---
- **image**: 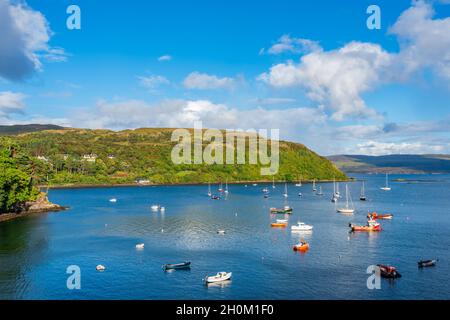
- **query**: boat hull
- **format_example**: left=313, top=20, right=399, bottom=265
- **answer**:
left=163, top=262, right=191, bottom=271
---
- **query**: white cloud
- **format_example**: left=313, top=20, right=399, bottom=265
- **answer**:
left=0, top=91, right=26, bottom=117
left=157, top=55, right=172, bottom=62
left=389, top=0, right=450, bottom=82
left=259, top=41, right=391, bottom=121
left=183, top=72, right=235, bottom=90
left=352, top=140, right=446, bottom=156
left=266, top=35, right=321, bottom=55
left=137, top=75, right=170, bottom=89
left=0, top=0, right=67, bottom=81
left=253, top=97, right=297, bottom=105
left=71, top=99, right=325, bottom=136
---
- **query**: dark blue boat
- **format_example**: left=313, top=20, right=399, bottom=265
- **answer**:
left=162, top=261, right=191, bottom=271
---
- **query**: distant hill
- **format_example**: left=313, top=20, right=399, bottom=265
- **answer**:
left=328, top=154, right=450, bottom=174
left=0, top=124, right=66, bottom=135
left=0, top=127, right=346, bottom=186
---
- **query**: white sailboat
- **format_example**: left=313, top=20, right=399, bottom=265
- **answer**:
left=272, top=176, right=276, bottom=189
left=337, top=184, right=355, bottom=214
left=360, top=181, right=366, bottom=201
left=380, top=173, right=391, bottom=191
left=295, top=176, right=302, bottom=187
left=316, top=186, right=323, bottom=196
left=207, top=183, right=212, bottom=197
left=336, top=182, right=341, bottom=197
left=224, top=180, right=229, bottom=194
left=312, top=179, right=317, bottom=192
left=283, top=182, right=288, bottom=198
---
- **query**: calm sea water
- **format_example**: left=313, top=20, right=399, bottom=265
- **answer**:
left=0, top=174, right=449, bottom=300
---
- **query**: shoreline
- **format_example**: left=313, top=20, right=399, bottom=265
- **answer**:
left=38, top=178, right=353, bottom=190
left=0, top=206, right=68, bottom=223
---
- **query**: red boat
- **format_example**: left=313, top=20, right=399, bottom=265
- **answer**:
left=368, top=212, right=393, bottom=220
left=349, top=220, right=381, bottom=232
left=377, top=264, right=401, bottom=278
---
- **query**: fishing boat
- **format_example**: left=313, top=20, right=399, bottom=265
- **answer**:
left=293, top=241, right=309, bottom=252
left=270, top=206, right=293, bottom=214
left=349, top=220, right=381, bottom=232
left=418, top=259, right=438, bottom=268
left=316, top=186, right=323, bottom=196
left=337, top=184, right=355, bottom=214
left=204, top=272, right=232, bottom=283
left=135, top=243, right=145, bottom=249
left=109, top=198, right=117, bottom=203
left=312, top=179, right=317, bottom=192
left=380, top=173, right=391, bottom=191
left=207, top=183, right=212, bottom=197
left=162, top=261, right=191, bottom=271
left=360, top=181, right=366, bottom=201
left=377, top=264, right=401, bottom=278
left=291, top=222, right=313, bottom=231
left=283, top=182, right=288, bottom=198
left=368, top=212, right=393, bottom=220
left=96, top=265, right=106, bottom=271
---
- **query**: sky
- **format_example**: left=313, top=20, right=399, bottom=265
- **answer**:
left=0, top=0, right=450, bottom=156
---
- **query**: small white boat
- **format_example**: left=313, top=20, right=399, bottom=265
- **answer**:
left=252, top=183, right=258, bottom=186
left=109, top=198, right=117, bottom=203
left=217, top=229, right=226, bottom=235
left=205, top=272, right=232, bottom=283
left=262, top=188, right=269, bottom=193
left=136, top=243, right=145, bottom=249
left=276, top=219, right=288, bottom=224
left=298, top=192, right=302, bottom=197
left=283, top=182, right=288, bottom=198
left=96, top=265, right=106, bottom=271
left=151, top=205, right=160, bottom=211
left=291, top=222, right=313, bottom=231
left=160, top=206, right=166, bottom=212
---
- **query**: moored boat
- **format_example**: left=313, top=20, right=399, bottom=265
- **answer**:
left=293, top=241, right=309, bottom=252
left=270, top=206, right=293, bottom=214
left=96, top=264, right=106, bottom=271
left=368, top=212, right=393, bottom=220
left=135, top=243, right=145, bottom=249
left=377, top=264, right=401, bottom=278
left=349, top=221, right=381, bottom=232
left=291, top=222, right=313, bottom=231
left=271, top=221, right=288, bottom=228
left=204, top=272, right=232, bottom=283
left=162, top=261, right=191, bottom=271
left=418, top=259, right=438, bottom=268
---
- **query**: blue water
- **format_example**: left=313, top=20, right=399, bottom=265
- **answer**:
left=0, top=174, right=449, bottom=300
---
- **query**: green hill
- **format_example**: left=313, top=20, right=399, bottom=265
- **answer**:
left=0, top=124, right=67, bottom=135
left=2, top=127, right=346, bottom=186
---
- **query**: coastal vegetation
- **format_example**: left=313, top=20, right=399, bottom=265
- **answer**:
left=1, top=127, right=347, bottom=187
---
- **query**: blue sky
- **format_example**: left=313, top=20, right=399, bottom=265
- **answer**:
left=1, top=0, right=450, bottom=155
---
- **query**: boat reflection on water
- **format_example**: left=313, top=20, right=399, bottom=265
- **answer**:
left=206, top=280, right=232, bottom=289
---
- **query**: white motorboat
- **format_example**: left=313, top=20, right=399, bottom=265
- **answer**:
left=160, top=206, right=166, bottom=212
left=276, top=219, right=288, bottom=224
left=96, top=265, right=106, bottom=271
left=136, top=243, right=145, bottom=249
left=291, top=222, right=313, bottom=231
left=151, top=205, right=160, bottom=211
left=109, top=198, right=117, bottom=203
left=217, top=229, right=226, bottom=235
left=205, top=272, right=232, bottom=283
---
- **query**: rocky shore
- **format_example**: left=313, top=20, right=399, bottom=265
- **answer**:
left=0, top=193, right=67, bottom=223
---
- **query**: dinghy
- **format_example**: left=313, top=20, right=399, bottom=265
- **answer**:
left=418, top=259, right=438, bottom=268
left=135, top=243, right=145, bottom=249
left=96, top=265, right=106, bottom=271
left=368, top=212, right=393, bottom=220
left=293, top=242, right=309, bottom=252
left=204, top=272, right=232, bottom=283
left=109, top=198, right=117, bottom=203
left=162, top=261, right=191, bottom=271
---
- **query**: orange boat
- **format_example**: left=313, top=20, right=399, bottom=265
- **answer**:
left=368, top=212, right=393, bottom=220
left=271, top=222, right=288, bottom=228
left=349, top=221, right=381, bottom=232
left=293, top=242, right=309, bottom=252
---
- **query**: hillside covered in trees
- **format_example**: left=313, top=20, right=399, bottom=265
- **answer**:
left=1, top=127, right=346, bottom=186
